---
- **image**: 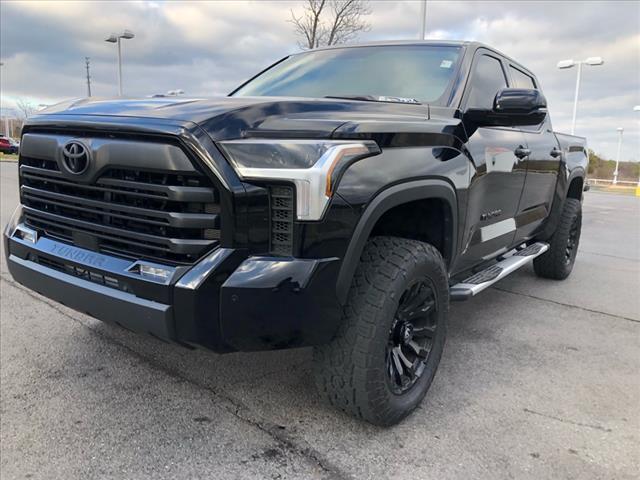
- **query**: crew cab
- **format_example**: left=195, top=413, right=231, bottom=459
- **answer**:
left=4, top=41, right=587, bottom=426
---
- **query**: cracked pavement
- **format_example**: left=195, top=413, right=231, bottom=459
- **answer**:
left=1, top=162, right=638, bottom=479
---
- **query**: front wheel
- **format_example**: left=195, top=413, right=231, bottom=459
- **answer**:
left=534, top=198, right=582, bottom=280
left=313, top=236, right=449, bottom=426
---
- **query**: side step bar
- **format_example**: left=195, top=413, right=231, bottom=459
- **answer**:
left=450, top=242, right=549, bottom=301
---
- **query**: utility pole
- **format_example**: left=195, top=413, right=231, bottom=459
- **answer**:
left=85, top=57, right=92, bottom=97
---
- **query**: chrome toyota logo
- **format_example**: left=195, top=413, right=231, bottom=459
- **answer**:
left=62, top=141, right=90, bottom=174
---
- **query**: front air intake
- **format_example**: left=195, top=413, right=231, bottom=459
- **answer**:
left=269, top=185, right=294, bottom=256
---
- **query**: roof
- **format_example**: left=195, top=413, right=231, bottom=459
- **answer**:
left=307, top=39, right=478, bottom=52
left=298, top=40, right=533, bottom=77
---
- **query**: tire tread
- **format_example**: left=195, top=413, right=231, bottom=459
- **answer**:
left=533, top=198, right=582, bottom=280
left=313, top=236, right=448, bottom=426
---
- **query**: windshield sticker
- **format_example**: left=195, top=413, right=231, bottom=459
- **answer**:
left=440, top=60, right=453, bottom=69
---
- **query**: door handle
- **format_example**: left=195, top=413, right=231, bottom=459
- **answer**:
left=514, top=147, right=531, bottom=159
left=550, top=147, right=562, bottom=158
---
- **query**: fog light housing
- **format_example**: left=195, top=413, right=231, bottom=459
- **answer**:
left=13, top=224, right=38, bottom=244
left=127, top=261, right=176, bottom=283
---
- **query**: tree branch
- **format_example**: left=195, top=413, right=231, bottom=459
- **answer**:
left=290, top=0, right=370, bottom=49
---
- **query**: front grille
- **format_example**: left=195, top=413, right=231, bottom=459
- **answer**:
left=269, top=185, right=294, bottom=256
left=19, top=141, right=221, bottom=265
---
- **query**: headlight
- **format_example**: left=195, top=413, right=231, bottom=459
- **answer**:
left=219, top=139, right=380, bottom=220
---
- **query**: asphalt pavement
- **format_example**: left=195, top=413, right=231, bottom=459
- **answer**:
left=1, top=161, right=638, bottom=479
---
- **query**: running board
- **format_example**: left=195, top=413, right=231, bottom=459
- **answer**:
left=450, top=242, right=549, bottom=301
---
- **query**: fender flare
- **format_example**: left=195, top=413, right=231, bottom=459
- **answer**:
left=538, top=166, right=586, bottom=241
left=336, top=179, right=458, bottom=305
left=566, top=167, right=586, bottom=196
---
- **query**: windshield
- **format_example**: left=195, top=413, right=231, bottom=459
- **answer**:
left=232, top=45, right=462, bottom=105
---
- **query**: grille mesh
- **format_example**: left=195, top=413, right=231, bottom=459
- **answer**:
left=269, top=186, right=294, bottom=256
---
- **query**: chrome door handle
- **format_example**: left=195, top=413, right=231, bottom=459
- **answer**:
left=514, top=147, right=531, bottom=159
left=550, top=147, right=562, bottom=158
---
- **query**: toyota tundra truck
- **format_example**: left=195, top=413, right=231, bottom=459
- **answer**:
left=4, top=41, right=587, bottom=426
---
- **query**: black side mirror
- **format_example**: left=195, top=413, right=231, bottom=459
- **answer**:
left=466, top=88, right=547, bottom=127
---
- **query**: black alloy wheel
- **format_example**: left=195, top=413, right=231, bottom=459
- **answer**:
left=565, top=214, right=580, bottom=265
left=386, top=280, right=438, bottom=394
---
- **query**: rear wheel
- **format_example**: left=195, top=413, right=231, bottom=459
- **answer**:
left=313, top=236, right=449, bottom=426
left=534, top=198, right=582, bottom=280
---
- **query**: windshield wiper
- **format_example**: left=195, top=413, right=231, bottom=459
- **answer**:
left=324, top=95, right=421, bottom=105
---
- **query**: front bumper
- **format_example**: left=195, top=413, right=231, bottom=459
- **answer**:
left=4, top=214, right=341, bottom=352
left=8, top=253, right=174, bottom=337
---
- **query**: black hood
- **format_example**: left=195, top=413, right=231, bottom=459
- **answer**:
left=37, top=96, right=431, bottom=141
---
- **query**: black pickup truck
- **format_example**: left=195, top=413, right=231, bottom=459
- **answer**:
left=4, top=41, right=587, bottom=426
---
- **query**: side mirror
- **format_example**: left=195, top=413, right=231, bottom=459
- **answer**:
left=465, top=88, right=547, bottom=127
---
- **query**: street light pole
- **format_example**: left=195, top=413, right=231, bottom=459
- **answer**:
left=419, top=0, right=427, bottom=40
left=117, top=37, right=123, bottom=96
left=557, top=57, right=604, bottom=135
left=613, top=127, right=623, bottom=185
left=105, top=30, right=135, bottom=96
left=634, top=106, right=640, bottom=188
left=570, top=62, right=582, bottom=136
left=0, top=62, right=9, bottom=137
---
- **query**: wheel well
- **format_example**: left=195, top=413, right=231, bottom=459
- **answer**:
left=369, top=198, right=452, bottom=263
left=567, top=177, right=584, bottom=200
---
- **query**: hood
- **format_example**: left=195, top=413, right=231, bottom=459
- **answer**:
left=37, top=96, right=432, bottom=141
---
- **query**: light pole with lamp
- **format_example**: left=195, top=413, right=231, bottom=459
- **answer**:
left=557, top=57, right=604, bottom=135
left=105, top=30, right=135, bottom=96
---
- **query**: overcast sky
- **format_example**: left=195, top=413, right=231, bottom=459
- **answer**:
left=1, top=0, right=638, bottom=161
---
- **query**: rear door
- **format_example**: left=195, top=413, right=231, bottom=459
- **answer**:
left=508, top=65, right=561, bottom=240
left=457, top=51, right=528, bottom=272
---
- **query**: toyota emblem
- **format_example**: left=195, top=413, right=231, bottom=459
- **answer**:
left=62, top=141, right=90, bottom=174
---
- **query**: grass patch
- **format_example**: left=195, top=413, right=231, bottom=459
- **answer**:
left=0, top=153, right=19, bottom=162
left=589, top=185, right=639, bottom=196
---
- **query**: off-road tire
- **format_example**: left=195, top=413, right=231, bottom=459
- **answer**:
left=313, top=236, right=449, bottom=426
left=533, top=198, right=582, bottom=280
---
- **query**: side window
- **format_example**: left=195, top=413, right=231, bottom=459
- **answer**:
left=467, top=55, right=507, bottom=109
left=509, top=66, right=536, bottom=89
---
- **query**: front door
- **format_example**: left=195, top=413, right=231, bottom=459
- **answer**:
left=456, top=52, right=528, bottom=273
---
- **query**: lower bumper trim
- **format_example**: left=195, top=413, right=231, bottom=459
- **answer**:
left=7, top=254, right=174, bottom=339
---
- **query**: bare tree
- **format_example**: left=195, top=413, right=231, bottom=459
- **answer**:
left=290, top=0, right=327, bottom=49
left=15, top=99, right=36, bottom=119
left=290, top=0, right=371, bottom=50
left=325, top=0, right=371, bottom=46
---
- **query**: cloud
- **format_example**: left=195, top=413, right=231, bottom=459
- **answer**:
left=1, top=0, right=638, bottom=161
